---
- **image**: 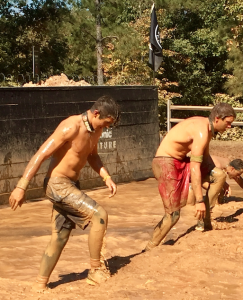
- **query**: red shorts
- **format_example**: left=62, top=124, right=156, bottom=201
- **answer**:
left=152, top=156, right=191, bottom=214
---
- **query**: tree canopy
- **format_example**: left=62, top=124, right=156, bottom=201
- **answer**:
left=1, top=0, right=243, bottom=127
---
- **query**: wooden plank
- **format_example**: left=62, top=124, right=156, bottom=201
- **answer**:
left=0, top=86, right=159, bottom=203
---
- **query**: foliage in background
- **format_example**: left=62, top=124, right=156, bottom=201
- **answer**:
left=158, top=0, right=230, bottom=125
left=1, top=0, right=243, bottom=138
left=213, top=93, right=243, bottom=141
left=0, top=0, right=71, bottom=76
left=223, top=0, right=243, bottom=96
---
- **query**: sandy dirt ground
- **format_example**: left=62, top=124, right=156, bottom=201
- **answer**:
left=1, top=140, right=243, bottom=300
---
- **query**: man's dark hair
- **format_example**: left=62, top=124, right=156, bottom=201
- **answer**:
left=229, top=159, right=243, bottom=171
left=209, top=103, right=236, bottom=121
left=90, top=95, right=120, bottom=125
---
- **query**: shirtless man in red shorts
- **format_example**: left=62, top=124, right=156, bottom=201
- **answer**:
left=9, top=95, right=120, bottom=288
left=145, top=103, right=235, bottom=251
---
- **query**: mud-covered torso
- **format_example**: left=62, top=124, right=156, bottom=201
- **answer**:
left=156, top=117, right=211, bottom=160
left=47, top=116, right=102, bottom=181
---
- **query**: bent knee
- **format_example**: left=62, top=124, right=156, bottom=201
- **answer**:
left=171, top=210, right=180, bottom=223
left=164, top=210, right=180, bottom=226
left=52, top=228, right=70, bottom=247
left=211, top=167, right=226, bottom=183
left=92, top=205, right=108, bottom=227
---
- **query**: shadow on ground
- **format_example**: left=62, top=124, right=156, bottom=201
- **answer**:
left=48, top=252, right=141, bottom=289
left=108, top=252, right=140, bottom=275
left=48, top=269, right=89, bottom=288
left=221, top=196, right=243, bottom=204
left=215, top=208, right=243, bottom=223
left=163, top=224, right=197, bottom=246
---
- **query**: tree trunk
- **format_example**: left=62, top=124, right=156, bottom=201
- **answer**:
left=96, top=0, right=103, bottom=85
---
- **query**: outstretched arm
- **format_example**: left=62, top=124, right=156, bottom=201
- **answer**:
left=223, top=181, right=231, bottom=197
left=190, top=126, right=209, bottom=220
left=87, top=145, right=117, bottom=197
left=9, top=118, right=79, bottom=210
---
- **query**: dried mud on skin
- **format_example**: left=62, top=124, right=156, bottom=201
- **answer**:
left=1, top=140, right=243, bottom=300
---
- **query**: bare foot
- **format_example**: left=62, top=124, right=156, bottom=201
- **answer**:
left=32, top=282, right=49, bottom=293
left=87, top=267, right=110, bottom=285
left=143, top=240, right=157, bottom=252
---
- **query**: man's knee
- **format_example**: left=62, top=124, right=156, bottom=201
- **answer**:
left=210, top=167, right=227, bottom=190
left=171, top=210, right=180, bottom=225
left=91, top=205, right=108, bottom=230
left=210, top=167, right=226, bottom=186
left=207, top=167, right=226, bottom=209
left=51, top=228, right=71, bottom=248
left=161, top=211, right=180, bottom=228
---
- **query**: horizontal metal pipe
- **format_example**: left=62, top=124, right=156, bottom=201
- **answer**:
left=170, top=105, right=243, bottom=112
left=170, top=118, right=243, bottom=126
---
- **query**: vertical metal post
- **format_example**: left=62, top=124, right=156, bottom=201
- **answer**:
left=32, top=45, right=40, bottom=83
left=153, top=52, right=155, bottom=85
left=32, top=46, right=35, bottom=80
left=167, top=99, right=171, bottom=132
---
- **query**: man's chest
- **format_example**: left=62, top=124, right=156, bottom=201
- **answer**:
left=71, top=132, right=100, bottom=154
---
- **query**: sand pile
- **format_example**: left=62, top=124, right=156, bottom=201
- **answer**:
left=23, top=73, right=91, bottom=87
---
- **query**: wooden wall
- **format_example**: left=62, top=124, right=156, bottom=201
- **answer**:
left=0, top=86, right=159, bottom=205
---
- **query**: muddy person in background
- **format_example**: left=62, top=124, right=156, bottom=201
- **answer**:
left=187, top=156, right=243, bottom=222
left=9, top=95, right=120, bottom=289
left=145, top=103, right=236, bottom=251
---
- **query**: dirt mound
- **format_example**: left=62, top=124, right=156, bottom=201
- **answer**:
left=23, top=73, right=91, bottom=87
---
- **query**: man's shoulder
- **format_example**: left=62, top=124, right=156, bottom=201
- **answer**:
left=56, top=115, right=81, bottom=135
left=60, top=114, right=81, bottom=125
left=186, top=116, right=208, bottom=123
left=168, top=116, right=207, bottom=135
left=177, top=116, right=208, bottom=130
left=65, top=114, right=81, bottom=121
left=186, top=117, right=210, bottom=143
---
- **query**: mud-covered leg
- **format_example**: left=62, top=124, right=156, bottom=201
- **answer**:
left=87, top=205, right=110, bottom=285
left=33, top=227, right=71, bottom=291
left=187, top=181, right=210, bottom=206
left=207, top=168, right=226, bottom=208
left=145, top=210, right=180, bottom=251
left=197, top=167, right=226, bottom=231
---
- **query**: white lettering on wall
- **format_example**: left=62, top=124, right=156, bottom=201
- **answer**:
left=101, top=129, right=112, bottom=139
left=98, top=128, right=117, bottom=150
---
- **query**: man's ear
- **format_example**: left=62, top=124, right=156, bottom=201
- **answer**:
left=229, top=166, right=237, bottom=174
left=214, top=116, right=220, bottom=123
left=93, top=110, right=100, bottom=118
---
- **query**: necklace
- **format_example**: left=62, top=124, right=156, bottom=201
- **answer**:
left=82, top=111, right=95, bottom=133
left=208, top=118, right=215, bottom=138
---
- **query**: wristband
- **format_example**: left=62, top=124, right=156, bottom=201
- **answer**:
left=196, top=199, right=205, bottom=204
left=103, top=175, right=111, bottom=182
left=190, top=155, right=203, bottom=163
left=16, top=177, right=30, bottom=190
